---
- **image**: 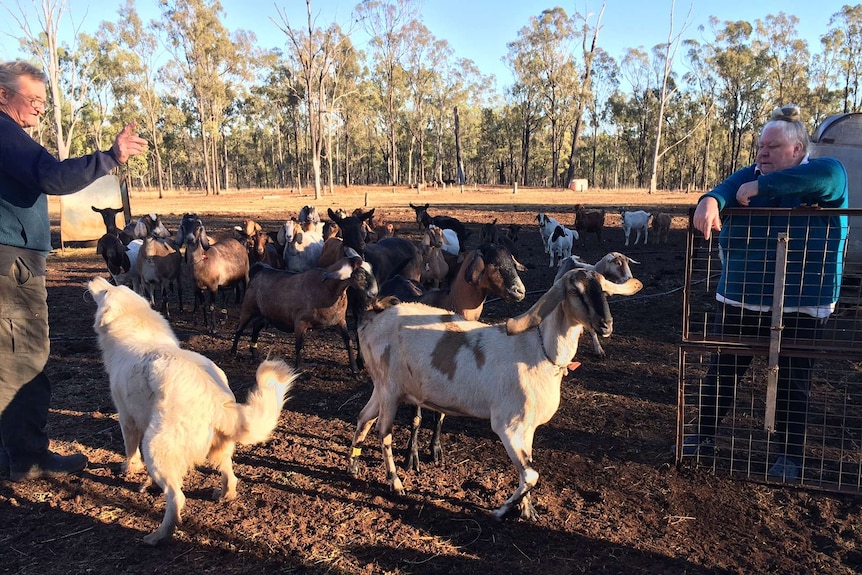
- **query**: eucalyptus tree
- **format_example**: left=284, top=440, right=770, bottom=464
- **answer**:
left=505, top=78, right=542, bottom=186
left=357, top=0, right=418, bottom=186
left=427, top=56, right=484, bottom=186
left=157, top=0, right=252, bottom=195
left=702, top=18, right=768, bottom=174
left=563, top=2, right=606, bottom=190
left=682, top=39, right=720, bottom=190
left=810, top=36, right=844, bottom=127
left=754, top=13, right=813, bottom=115
left=275, top=0, right=356, bottom=199
left=613, top=47, right=656, bottom=186
left=646, top=0, right=692, bottom=194
left=401, top=20, right=449, bottom=187
left=825, top=4, right=862, bottom=113
left=329, top=40, right=364, bottom=188
left=94, top=2, right=166, bottom=194
left=258, top=60, right=306, bottom=190
left=583, top=49, right=618, bottom=187
left=507, top=7, right=578, bottom=188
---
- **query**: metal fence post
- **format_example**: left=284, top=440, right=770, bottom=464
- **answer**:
left=764, top=232, right=789, bottom=432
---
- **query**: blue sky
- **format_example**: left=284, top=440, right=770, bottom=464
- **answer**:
left=0, top=0, right=850, bottom=88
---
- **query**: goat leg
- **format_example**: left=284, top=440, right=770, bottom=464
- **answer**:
left=492, top=429, right=539, bottom=521
left=517, top=493, right=537, bottom=520
left=430, top=411, right=445, bottom=464
left=405, top=406, right=423, bottom=472
left=589, top=330, right=606, bottom=358
left=249, top=320, right=267, bottom=361
left=293, top=327, right=306, bottom=369
left=337, top=322, right=358, bottom=375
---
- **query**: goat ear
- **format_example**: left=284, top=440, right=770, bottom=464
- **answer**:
left=464, top=251, right=484, bottom=285
left=323, top=260, right=354, bottom=281
left=506, top=279, right=566, bottom=335
left=599, top=274, right=643, bottom=296
left=511, top=255, right=528, bottom=272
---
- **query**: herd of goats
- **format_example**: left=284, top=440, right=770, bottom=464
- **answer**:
left=86, top=200, right=667, bottom=526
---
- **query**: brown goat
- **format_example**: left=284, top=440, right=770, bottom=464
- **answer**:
left=652, top=212, right=672, bottom=244
left=573, top=204, right=606, bottom=245
left=186, top=225, right=250, bottom=332
left=480, top=218, right=500, bottom=243
left=317, top=236, right=345, bottom=269
left=248, top=229, right=285, bottom=269
left=419, top=226, right=449, bottom=289
left=231, top=252, right=378, bottom=374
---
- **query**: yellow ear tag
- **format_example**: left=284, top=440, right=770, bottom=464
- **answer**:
left=351, top=447, right=362, bottom=458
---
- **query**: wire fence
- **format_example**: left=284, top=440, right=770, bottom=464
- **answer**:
left=676, top=207, right=862, bottom=492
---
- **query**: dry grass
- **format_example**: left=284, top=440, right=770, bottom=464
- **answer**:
left=49, top=184, right=703, bottom=220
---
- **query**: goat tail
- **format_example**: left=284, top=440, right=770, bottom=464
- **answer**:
left=234, top=359, right=298, bottom=445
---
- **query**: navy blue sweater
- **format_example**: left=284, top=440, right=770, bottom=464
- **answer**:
left=0, top=110, right=119, bottom=255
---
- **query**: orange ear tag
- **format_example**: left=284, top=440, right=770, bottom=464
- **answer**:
left=567, top=361, right=581, bottom=373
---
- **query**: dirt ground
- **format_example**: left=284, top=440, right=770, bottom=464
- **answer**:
left=2, top=186, right=861, bottom=575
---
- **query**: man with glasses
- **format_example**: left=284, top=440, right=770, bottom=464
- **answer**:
left=0, top=60, right=147, bottom=481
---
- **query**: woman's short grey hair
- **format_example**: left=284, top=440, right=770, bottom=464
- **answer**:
left=0, top=60, right=48, bottom=91
left=762, top=103, right=810, bottom=153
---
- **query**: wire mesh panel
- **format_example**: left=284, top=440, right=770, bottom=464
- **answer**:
left=677, top=207, right=862, bottom=491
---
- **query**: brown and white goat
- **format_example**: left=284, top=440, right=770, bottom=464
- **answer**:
left=377, top=243, right=527, bottom=471
left=554, top=252, right=640, bottom=357
left=350, top=269, right=643, bottom=519
left=278, top=219, right=324, bottom=272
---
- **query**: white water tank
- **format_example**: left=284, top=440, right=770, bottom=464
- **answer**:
left=809, top=113, right=862, bottom=279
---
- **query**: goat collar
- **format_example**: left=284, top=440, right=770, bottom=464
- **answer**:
left=536, top=325, right=581, bottom=373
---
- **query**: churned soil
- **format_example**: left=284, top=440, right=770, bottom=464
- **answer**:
left=2, top=186, right=860, bottom=575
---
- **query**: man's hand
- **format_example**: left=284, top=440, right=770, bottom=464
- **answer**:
left=111, top=122, right=148, bottom=164
left=693, top=196, right=721, bottom=241
left=736, top=181, right=759, bottom=206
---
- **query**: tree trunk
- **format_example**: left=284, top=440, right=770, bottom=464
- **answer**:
left=223, top=129, right=230, bottom=191
left=454, top=107, right=465, bottom=185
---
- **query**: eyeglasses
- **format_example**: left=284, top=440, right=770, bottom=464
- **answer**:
left=3, top=87, right=48, bottom=111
